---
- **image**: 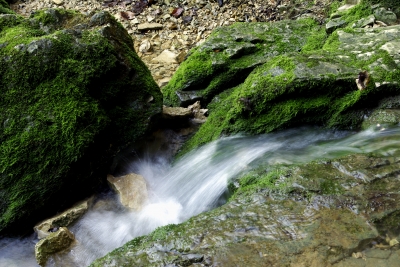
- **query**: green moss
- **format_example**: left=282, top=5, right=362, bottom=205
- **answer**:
left=229, top=167, right=290, bottom=200
left=0, top=10, right=162, bottom=234
left=163, top=19, right=322, bottom=107
left=341, top=3, right=373, bottom=24
left=0, top=0, right=13, bottom=14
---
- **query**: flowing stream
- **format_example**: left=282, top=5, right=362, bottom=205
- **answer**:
left=1, top=125, right=400, bottom=266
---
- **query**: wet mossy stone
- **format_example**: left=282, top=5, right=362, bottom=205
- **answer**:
left=162, top=18, right=324, bottom=107
left=90, top=153, right=400, bottom=266
left=0, top=9, right=162, bottom=235
left=175, top=12, right=400, bottom=155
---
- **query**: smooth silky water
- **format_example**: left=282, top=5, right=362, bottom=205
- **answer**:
left=1, top=125, right=400, bottom=266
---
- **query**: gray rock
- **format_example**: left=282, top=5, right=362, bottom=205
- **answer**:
left=352, top=14, right=375, bottom=28
left=374, top=7, right=397, bottom=25
left=326, top=17, right=347, bottom=33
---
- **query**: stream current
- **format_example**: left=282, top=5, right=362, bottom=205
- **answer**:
left=1, top=125, right=400, bottom=266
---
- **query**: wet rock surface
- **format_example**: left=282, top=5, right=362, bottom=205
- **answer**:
left=34, top=199, right=90, bottom=239
left=91, top=152, right=400, bottom=267
left=35, top=227, right=75, bottom=266
left=107, top=173, right=148, bottom=210
left=167, top=2, right=400, bottom=155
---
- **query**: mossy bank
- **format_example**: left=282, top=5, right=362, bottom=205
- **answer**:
left=0, top=9, right=162, bottom=235
left=163, top=2, right=400, bottom=156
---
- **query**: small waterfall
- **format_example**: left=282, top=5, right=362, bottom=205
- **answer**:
left=1, top=125, right=400, bottom=267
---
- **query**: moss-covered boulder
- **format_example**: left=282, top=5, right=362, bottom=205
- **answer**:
left=0, top=0, right=14, bottom=14
left=164, top=3, right=400, bottom=155
left=0, top=9, right=162, bottom=235
left=90, top=152, right=400, bottom=266
left=162, top=18, right=324, bottom=107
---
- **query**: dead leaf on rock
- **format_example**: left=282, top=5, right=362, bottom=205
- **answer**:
left=121, top=11, right=135, bottom=20
left=171, top=7, right=184, bottom=18
left=132, top=0, right=149, bottom=15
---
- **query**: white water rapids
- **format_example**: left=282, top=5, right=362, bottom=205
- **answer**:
left=1, top=125, right=400, bottom=266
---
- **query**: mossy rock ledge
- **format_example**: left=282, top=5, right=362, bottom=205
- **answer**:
left=91, top=152, right=400, bottom=266
left=163, top=3, right=400, bottom=155
left=0, top=9, right=162, bottom=235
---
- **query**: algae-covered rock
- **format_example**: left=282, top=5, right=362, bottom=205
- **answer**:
left=0, top=9, right=162, bottom=235
left=0, top=0, right=13, bottom=14
left=90, top=153, right=400, bottom=266
left=166, top=3, right=400, bottom=155
left=162, top=18, right=324, bottom=107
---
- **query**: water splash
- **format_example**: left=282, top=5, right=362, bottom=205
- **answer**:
left=1, top=125, right=400, bottom=267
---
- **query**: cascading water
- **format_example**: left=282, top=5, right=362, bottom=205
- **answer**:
left=1, top=125, right=400, bottom=267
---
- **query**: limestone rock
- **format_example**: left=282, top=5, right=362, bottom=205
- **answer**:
left=326, top=18, right=347, bottom=33
left=52, top=0, right=64, bottom=5
left=162, top=106, right=192, bottom=118
left=137, top=22, right=163, bottom=31
left=158, top=77, right=171, bottom=88
left=35, top=227, right=75, bottom=266
left=352, top=14, right=375, bottom=28
left=139, top=39, right=152, bottom=53
left=374, top=7, right=397, bottom=25
left=93, top=153, right=400, bottom=267
left=152, top=50, right=185, bottom=64
left=34, top=199, right=90, bottom=239
left=107, top=173, right=148, bottom=210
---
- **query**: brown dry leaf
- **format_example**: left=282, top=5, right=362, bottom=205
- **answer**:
left=171, top=7, right=184, bottom=18
left=121, top=11, right=135, bottom=20
left=132, top=0, right=149, bottom=15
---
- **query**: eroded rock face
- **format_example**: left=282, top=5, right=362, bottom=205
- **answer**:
left=34, top=199, right=90, bottom=239
left=91, top=153, right=400, bottom=267
left=107, top=173, right=148, bottom=210
left=0, top=9, right=162, bottom=235
left=35, top=227, right=75, bottom=266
